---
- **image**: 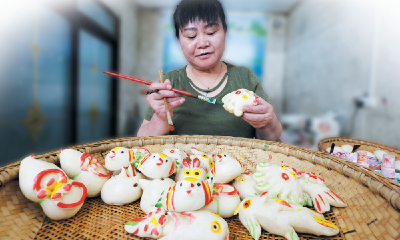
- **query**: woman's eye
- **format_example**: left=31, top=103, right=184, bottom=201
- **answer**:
left=207, top=31, right=216, bottom=35
left=188, top=36, right=196, bottom=39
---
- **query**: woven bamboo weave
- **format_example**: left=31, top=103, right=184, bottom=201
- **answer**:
left=1, top=135, right=399, bottom=240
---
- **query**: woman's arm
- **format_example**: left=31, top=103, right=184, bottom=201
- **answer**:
left=241, top=96, right=282, bottom=141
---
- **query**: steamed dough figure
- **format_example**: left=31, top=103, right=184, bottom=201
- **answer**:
left=235, top=195, right=339, bottom=240
left=101, top=164, right=144, bottom=205
left=254, top=162, right=309, bottom=206
left=233, top=172, right=262, bottom=199
left=200, top=183, right=241, bottom=218
left=19, top=156, right=87, bottom=220
left=139, top=178, right=176, bottom=214
left=135, top=152, right=176, bottom=179
left=175, top=158, right=207, bottom=182
left=60, top=149, right=111, bottom=197
left=190, top=147, right=215, bottom=172
left=210, top=153, right=244, bottom=183
left=162, top=148, right=189, bottom=170
left=105, top=147, right=150, bottom=171
left=158, top=179, right=213, bottom=213
left=125, top=208, right=230, bottom=240
left=298, top=172, right=347, bottom=213
left=222, top=89, right=259, bottom=117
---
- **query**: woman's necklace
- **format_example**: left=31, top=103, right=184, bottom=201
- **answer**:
left=191, top=62, right=223, bottom=97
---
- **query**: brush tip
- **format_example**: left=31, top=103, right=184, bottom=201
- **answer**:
left=169, top=125, right=175, bottom=131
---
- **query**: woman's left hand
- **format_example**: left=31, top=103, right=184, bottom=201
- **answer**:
left=241, top=96, right=275, bottom=129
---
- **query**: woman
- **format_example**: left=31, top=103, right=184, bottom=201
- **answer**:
left=137, top=0, right=282, bottom=141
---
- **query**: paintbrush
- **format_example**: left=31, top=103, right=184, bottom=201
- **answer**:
left=104, top=71, right=224, bottom=105
left=159, top=70, right=175, bottom=131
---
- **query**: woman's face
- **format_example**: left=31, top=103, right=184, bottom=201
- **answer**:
left=178, top=18, right=226, bottom=71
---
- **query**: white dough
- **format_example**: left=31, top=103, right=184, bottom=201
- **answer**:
left=233, top=172, right=261, bottom=199
left=373, top=150, right=387, bottom=161
left=125, top=208, right=230, bottom=240
left=326, top=147, right=345, bottom=153
left=19, top=157, right=86, bottom=220
left=139, top=178, right=175, bottom=214
left=341, top=145, right=353, bottom=153
left=236, top=196, right=339, bottom=240
left=200, top=184, right=241, bottom=218
left=101, top=165, right=144, bottom=205
left=210, top=153, right=243, bottom=183
left=60, top=149, right=110, bottom=197
left=222, top=89, right=258, bottom=117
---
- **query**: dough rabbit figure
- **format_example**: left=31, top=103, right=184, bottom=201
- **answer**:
left=210, top=153, right=244, bottom=183
left=60, top=149, right=111, bottom=197
left=162, top=148, right=189, bottom=170
left=135, top=152, right=176, bottom=179
left=101, top=164, right=144, bottom=205
left=157, top=179, right=213, bottom=213
left=175, top=158, right=207, bottom=182
left=140, top=178, right=176, bottom=214
left=19, top=156, right=87, bottom=220
left=233, top=172, right=262, bottom=199
left=105, top=147, right=150, bottom=171
left=125, top=208, right=230, bottom=240
left=189, top=147, right=215, bottom=172
left=222, top=89, right=259, bottom=117
left=298, top=172, right=347, bottom=213
left=235, top=195, right=339, bottom=240
left=201, top=183, right=241, bottom=218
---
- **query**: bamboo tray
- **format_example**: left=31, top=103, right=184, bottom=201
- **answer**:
left=1, top=135, right=400, bottom=240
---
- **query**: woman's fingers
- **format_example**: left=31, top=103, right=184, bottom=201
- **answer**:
left=149, top=79, right=172, bottom=90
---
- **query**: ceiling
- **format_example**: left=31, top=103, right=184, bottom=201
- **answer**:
left=134, top=0, right=299, bottom=13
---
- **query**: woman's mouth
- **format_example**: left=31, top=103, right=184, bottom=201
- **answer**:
left=196, top=52, right=212, bottom=59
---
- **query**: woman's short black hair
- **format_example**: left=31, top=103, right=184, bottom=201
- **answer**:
left=173, top=0, right=227, bottom=38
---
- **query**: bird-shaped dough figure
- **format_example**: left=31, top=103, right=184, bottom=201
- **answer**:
left=298, top=172, right=347, bottom=213
left=253, top=162, right=308, bottom=206
left=125, top=208, right=230, bottom=240
left=135, top=152, right=176, bottom=179
left=233, top=172, right=262, bottom=199
left=235, top=195, right=339, bottom=240
left=156, top=179, right=213, bottom=213
left=101, top=164, right=144, bottom=205
left=210, top=153, right=244, bottom=183
left=222, top=89, right=259, bottom=117
left=162, top=148, right=189, bottom=170
left=105, top=147, right=150, bottom=171
left=175, top=158, right=207, bottom=182
left=201, top=183, right=241, bottom=218
left=19, top=156, right=87, bottom=220
left=189, top=147, right=215, bottom=172
left=60, top=149, right=111, bottom=197
left=139, top=178, right=176, bottom=214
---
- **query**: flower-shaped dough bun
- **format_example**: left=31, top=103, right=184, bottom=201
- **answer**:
left=222, top=89, right=258, bottom=117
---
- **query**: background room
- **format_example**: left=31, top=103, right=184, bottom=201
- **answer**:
left=1, top=0, right=399, bottom=167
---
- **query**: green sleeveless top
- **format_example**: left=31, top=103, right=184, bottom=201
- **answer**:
left=144, top=62, right=269, bottom=138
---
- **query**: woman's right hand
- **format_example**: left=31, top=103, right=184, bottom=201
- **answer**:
left=147, top=79, right=185, bottom=121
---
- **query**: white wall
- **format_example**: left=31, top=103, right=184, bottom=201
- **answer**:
left=284, top=0, right=400, bottom=147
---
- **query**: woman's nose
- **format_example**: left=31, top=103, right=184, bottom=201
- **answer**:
left=197, top=34, right=210, bottom=48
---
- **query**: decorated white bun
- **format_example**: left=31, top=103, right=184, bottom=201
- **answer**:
left=125, top=209, right=230, bottom=240
left=373, top=150, right=387, bottom=161
left=101, top=165, right=144, bottom=205
left=222, top=89, right=258, bottom=117
left=139, top=178, right=175, bottom=214
left=341, top=145, right=353, bottom=153
left=19, top=156, right=87, bottom=220
left=60, top=149, right=111, bottom=198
